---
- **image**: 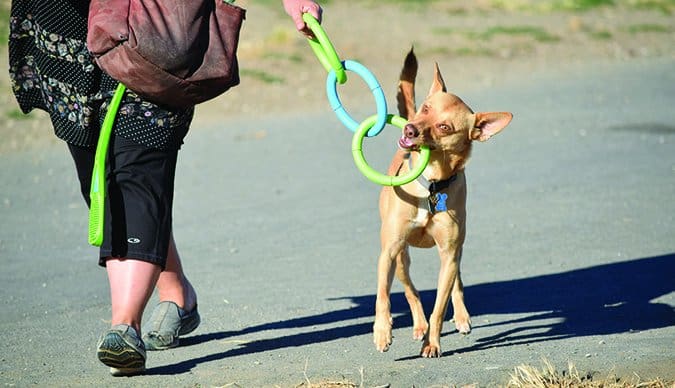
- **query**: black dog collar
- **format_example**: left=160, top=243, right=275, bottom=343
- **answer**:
left=405, top=153, right=457, bottom=213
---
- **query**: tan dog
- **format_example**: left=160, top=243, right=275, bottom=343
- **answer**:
left=374, top=49, right=513, bottom=357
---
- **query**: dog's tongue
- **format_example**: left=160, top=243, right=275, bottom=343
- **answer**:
left=398, top=136, right=415, bottom=150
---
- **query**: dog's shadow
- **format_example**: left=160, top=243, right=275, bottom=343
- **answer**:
left=147, top=253, right=674, bottom=374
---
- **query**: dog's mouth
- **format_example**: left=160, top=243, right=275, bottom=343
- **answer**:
left=398, top=135, right=418, bottom=151
left=398, top=136, right=438, bottom=152
left=399, top=123, right=424, bottom=151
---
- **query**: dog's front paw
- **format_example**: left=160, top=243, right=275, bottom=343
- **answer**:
left=373, top=319, right=393, bottom=352
left=420, top=341, right=442, bottom=358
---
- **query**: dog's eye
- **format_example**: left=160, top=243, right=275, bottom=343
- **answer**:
left=437, top=124, right=452, bottom=132
left=421, top=105, right=430, bottom=114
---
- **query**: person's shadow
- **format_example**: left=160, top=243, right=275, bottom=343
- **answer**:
left=147, top=253, right=675, bottom=374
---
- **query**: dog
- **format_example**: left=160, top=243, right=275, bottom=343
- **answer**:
left=373, top=49, right=513, bottom=357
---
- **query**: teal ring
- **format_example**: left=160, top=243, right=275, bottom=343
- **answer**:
left=326, top=60, right=387, bottom=137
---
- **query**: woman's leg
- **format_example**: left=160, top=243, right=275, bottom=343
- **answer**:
left=106, top=258, right=161, bottom=333
left=155, top=234, right=197, bottom=311
left=141, top=234, right=200, bottom=351
left=98, top=257, right=159, bottom=376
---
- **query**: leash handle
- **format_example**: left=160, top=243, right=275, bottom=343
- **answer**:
left=88, top=83, right=126, bottom=247
left=302, top=13, right=347, bottom=84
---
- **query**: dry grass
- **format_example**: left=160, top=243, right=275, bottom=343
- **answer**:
left=212, top=359, right=672, bottom=388
left=296, top=382, right=362, bottom=388
left=281, top=358, right=675, bottom=388
left=508, top=359, right=673, bottom=388
left=294, top=359, right=364, bottom=388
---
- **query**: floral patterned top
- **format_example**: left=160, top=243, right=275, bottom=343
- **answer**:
left=8, top=0, right=194, bottom=150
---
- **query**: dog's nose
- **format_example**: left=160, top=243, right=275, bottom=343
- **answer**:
left=404, top=124, right=419, bottom=139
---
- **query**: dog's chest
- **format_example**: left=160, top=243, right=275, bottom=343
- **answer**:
left=412, top=199, right=432, bottom=227
left=407, top=172, right=460, bottom=228
left=411, top=193, right=450, bottom=224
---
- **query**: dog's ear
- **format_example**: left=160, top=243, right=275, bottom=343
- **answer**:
left=427, top=62, right=447, bottom=97
left=470, top=112, right=513, bottom=142
left=397, top=48, right=418, bottom=120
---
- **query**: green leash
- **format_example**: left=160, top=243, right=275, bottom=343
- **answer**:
left=88, top=83, right=126, bottom=247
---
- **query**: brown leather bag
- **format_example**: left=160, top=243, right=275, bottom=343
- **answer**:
left=87, top=0, right=246, bottom=108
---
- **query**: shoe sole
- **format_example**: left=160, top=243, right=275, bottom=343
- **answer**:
left=97, top=332, right=146, bottom=376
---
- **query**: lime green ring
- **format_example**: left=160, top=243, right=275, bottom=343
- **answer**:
left=352, top=114, right=431, bottom=186
left=302, top=13, right=347, bottom=84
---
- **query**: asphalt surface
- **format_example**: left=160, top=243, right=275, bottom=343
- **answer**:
left=1, top=58, right=674, bottom=387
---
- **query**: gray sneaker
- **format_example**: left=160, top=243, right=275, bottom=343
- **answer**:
left=142, top=301, right=200, bottom=350
left=97, top=324, right=146, bottom=376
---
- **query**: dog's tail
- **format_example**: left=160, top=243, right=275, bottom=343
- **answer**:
left=397, top=47, right=418, bottom=121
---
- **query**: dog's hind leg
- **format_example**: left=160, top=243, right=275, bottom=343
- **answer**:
left=394, top=248, right=428, bottom=341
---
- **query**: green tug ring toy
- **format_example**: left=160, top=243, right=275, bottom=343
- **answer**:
left=302, top=13, right=347, bottom=85
left=352, top=114, right=431, bottom=186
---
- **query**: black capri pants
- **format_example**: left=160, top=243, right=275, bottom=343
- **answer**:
left=68, top=135, right=179, bottom=269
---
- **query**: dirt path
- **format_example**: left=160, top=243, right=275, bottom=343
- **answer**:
left=1, top=1, right=674, bottom=387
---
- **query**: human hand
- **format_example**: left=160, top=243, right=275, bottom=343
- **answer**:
left=282, top=0, right=323, bottom=38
